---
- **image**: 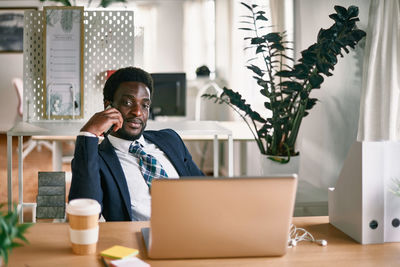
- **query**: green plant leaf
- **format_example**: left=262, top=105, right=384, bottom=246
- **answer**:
left=276, top=70, right=294, bottom=77
left=268, top=156, right=290, bottom=164
left=306, top=98, right=318, bottom=110
left=300, top=91, right=308, bottom=100
left=256, top=14, right=268, bottom=21
left=239, top=28, right=255, bottom=31
left=258, top=123, right=272, bottom=136
left=281, top=89, right=295, bottom=94
left=334, top=5, right=348, bottom=20
left=1, top=248, right=9, bottom=264
left=246, top=64, right=264, bottom=77
left=10, top=241, right=24, bottom=249
left=251, top=37, right=264, bottom=45
left=264, top=32, right=282, bottom=43
left=351, top=29, right=367, bottom=41
left=240, top=15, right=255, bottom=19
left=239, top=21, right=254, bottom=26
left=293, top=64, right=310, bottom=79
left=257, top=83, right=269, bottom=93
left=0, top=204, right=32, bottom=264
left=99, top=0, right=127, bottom=8
left=279, top=81, right=303, bottom=92
left=347, top=6, right=359, bottom=18
left=309, top=73, right=324, bottom=89
left=221, top=87, right=267, bottom=123
left=329, top=14, right=341, bottom=22
left=280, top=54, right=295, bottom=62
left=256, top=46, right=265, bottom=54
left=39, top=0, right=72, bottom=6
left=240, top=2, right=253, bottom=11
left=270, top=43, right=285, bottom=51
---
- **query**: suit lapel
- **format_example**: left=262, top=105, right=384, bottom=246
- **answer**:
left=98, top=137, right=132, bottom=219
left=144, top=131, right=188, bottom=176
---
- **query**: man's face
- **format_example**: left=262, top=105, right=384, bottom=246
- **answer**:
left=109, top=81, right=151, bottom=141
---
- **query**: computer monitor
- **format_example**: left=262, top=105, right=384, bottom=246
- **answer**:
left=150, top=73, right=186, bottom=118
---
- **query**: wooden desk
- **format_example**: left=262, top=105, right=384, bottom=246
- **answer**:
left=9, top=216, right=400, bottom=266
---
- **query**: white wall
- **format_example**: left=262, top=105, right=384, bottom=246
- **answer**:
left=150, top=1, right=183, bottom=72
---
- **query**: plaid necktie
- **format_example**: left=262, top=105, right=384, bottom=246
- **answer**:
left=129, top=141, right=168, bottom=187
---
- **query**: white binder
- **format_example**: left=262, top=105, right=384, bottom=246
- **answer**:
left=329, top=141, right=400, bottom=244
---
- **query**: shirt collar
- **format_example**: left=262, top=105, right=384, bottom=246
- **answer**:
left=108, top=134, right=146, bottom=153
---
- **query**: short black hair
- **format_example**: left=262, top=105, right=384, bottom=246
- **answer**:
left=103, top=66, right=154, bottom=102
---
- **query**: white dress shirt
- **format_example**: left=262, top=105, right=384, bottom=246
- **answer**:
left=79, top=132, right=179, bottom=221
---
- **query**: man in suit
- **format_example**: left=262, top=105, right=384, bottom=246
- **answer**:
left=69, top=67, right=203, bottom=221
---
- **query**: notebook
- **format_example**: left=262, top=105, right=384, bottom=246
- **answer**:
left=142, top=175, right=297, bottom=259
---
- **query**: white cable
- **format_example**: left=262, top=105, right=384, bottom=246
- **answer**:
left=288, top=224, right=327, bottom=247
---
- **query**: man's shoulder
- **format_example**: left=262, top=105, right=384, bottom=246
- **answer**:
left=143, top=129, right=182, bottom=144
left=144, top=128, right=178, bottom=138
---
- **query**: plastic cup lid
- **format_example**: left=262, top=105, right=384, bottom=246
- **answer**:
left=66, top=198, right=101, bottom=216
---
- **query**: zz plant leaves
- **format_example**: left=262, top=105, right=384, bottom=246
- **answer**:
left=203, top=3, right=366, bottom=162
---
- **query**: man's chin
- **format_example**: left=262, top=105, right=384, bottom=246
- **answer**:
left=113, top=126, right=145, bottom=141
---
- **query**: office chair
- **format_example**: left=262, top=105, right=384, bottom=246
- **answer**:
left=12, top=78, right=53, bottom=160
left=194, top=81, right=223, bottom=121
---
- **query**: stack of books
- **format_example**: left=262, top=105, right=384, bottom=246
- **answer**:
left=36, top=171, right=66, bottom=220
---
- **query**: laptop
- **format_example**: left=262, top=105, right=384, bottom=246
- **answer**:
left=142, top=175, right=297, bottom=259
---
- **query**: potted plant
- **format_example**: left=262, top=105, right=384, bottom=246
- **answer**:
left=203, top=3, right=366, bottom=164
left=0, top=205, right=32, bottom=266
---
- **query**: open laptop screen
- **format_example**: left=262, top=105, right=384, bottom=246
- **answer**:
left=143, top=175, right=297, bottom=259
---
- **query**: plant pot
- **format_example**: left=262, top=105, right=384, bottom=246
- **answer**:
left=248, top=154, right=300, bottom=176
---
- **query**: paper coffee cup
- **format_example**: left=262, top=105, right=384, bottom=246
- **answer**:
left=66, top=198, right=101, bottom=255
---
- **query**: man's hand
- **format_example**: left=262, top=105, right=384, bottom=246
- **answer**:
left=80, top=107, right=123, bottom=136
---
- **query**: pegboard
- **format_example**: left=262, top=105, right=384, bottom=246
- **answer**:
left=23, top=10, right=134, bottom=122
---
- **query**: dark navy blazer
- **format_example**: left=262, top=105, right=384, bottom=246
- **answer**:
left=68, top=129, right=204, bottom=221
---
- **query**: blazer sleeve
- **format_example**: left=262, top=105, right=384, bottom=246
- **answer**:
left=68, top=136, right=103, bottom=206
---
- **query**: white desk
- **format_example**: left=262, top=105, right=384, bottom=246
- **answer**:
left=217, top=121, right=255, bottom=141
left=7, top=120, right=233, bottom=221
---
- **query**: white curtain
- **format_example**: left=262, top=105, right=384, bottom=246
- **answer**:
left=227, top=0, right=293, bottom=117
left=357, top=0, right=400, bottom=141
left=270, top=0, right=294, bottom=62
left=183, top=0, right=215, bottom=80
left=133, top=4, right=158, bottom=71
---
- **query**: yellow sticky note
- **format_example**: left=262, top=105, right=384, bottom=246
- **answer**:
left=100, top=245, right=139, bottom=259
